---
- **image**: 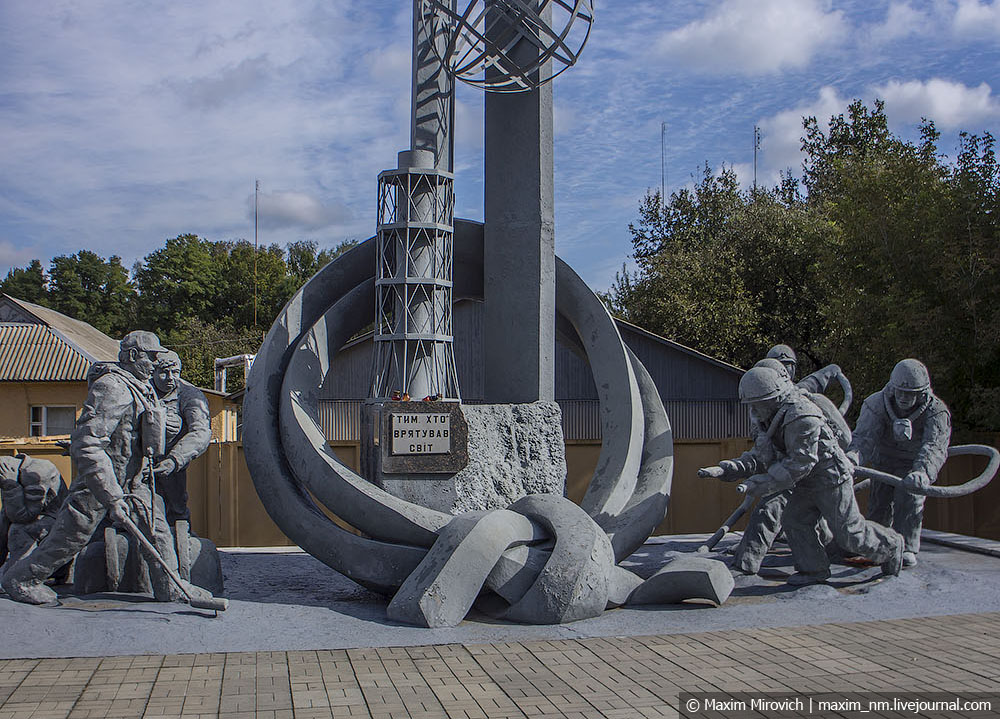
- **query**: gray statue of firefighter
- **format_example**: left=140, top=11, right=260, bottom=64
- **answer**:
left=151, top=351, right=211, bottom=526
left=1, top=331, right=218, bottom=606
left=847, top=359, right=951, bottom=569
left=732, top=345, right=853, bottom=575
left=711, top=366, right=903, bottom=585
left=74, top=349, right=222, bottom=596
left=0, top=455, right=69, bottom=583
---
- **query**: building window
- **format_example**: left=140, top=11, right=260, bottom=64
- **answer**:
left=29, top=406, right=77, bottom=437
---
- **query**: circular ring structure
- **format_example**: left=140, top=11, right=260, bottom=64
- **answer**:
left=242, top=220, right=674, bottom=623
left=423, top=0, right=594, bottom=93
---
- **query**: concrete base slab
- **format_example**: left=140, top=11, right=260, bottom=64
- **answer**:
left=2, top=532, right=1000, bottom=658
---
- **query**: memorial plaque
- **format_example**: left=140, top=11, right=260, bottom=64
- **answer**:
left=390, top=413, right=451, bottom=455
left=361, top=401, right=469, bottom=476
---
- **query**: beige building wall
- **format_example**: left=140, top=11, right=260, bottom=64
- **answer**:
left=3, top=435, right=999, bottom=549
left=0, top=382, right=89, bottom=439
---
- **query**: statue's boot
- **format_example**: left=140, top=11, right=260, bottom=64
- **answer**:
left=1, top=570, right=58, bottom=605
left=881, top=537, right=904, bottom=577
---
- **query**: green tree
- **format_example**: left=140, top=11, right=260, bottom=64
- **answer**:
left=134, top=234, right=225, bottom=335
left=938, top=131, right=1000, bottom=427
left=285, top=238, right=359, bottom=285
left=47, top=251, right=135, bottom=336
left=216, top=240, right=288, bottom=332
left=0, top=260, right=47, bottom=304
left=613, top=99, right=1000, bottom=430
left=609, top=166, right=834, bottom=372
left=159, top=316, right=259, bottom=391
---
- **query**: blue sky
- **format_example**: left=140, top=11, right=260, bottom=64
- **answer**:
left=1, top=1, right=998, bottom=293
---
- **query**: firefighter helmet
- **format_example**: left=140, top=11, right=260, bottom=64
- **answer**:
left=739, top=366, right=786, bottom=404
left=889, top=359, right=931, bottom=393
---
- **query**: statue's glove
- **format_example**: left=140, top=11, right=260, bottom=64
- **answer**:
left=107, top=498, right=131, bottom=528
left=904, top=471, right=930, bottom=492
left=153, top=457, right=178, bottom=477
left=740, top=473, right=775, bottom=497
left=845, top=450, right=861, bottom=468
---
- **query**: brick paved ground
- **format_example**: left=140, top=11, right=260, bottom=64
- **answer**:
left=1, top=613, right=999, bottom=719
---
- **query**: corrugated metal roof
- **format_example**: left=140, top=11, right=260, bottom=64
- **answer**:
left=0, top=324, right=92, bottom=381
left=1, top=296, right=120, bottom=362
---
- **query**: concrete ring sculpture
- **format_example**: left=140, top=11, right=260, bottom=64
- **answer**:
left=243, top=220, right=707, bottom=625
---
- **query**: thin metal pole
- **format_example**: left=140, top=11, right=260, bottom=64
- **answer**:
left=660, top=121, right=666, bottom=213
left=254, top=179, right=259, bottom=330
left=753, top=126, right=761, bottom=190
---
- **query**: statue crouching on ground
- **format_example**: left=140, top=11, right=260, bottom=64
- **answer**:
left=706, top=366, right=903, bottom=585
left=1, top=331, right=220, bottom=607
left=729, top=345, right=853, bottom=575
left=0, top=455, right=68, bottom=581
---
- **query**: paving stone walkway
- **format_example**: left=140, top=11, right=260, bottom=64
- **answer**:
left=2, top=612, right=999, bottom=719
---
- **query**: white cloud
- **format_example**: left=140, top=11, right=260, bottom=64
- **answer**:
left=0, top=1, right=406, bottom=268
left=752, top=79, right=999, bottom=188
left=654, top=0, right=847, bottom=75
left=256, top=191, right=352, bottom=231
left=0, top=241, right=44, bottom=272
left=866, top=2, right=932, bottom=43
left=874, top=78, right=1000, bottom=128
left=169, top=56, right=273, bottom=110
left=952, top=0, right=1000, bottom=37
left=758, top=86, right=850, bottom=174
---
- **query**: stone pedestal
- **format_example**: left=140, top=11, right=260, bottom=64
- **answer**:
left=362, top=401, right=566, bottom=514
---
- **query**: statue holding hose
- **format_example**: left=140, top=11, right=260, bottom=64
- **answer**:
left=706, top=366, right=904, bottom=585
left=848, top=359, right=951, bottom=569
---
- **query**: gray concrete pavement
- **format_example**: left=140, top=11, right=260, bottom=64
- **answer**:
left=3, top=532, right=1000, bottom=660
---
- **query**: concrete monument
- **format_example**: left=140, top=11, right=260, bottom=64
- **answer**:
left=243, top=0, right=734, bottom=627
left=723, top=347, right=853, bottom=575
left=1, top=331, right=226, bottom=610
left=73, top=350, right=224, bottom=596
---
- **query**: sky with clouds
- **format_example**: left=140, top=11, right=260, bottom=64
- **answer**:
left=1, top=0, right=998, bottom=293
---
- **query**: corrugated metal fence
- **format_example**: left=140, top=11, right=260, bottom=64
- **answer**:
left=315, top=398, right=749, bottom=442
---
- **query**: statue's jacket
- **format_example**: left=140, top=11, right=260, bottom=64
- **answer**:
left=849, top=389, right=951, bottom=480
left=70, top=363, right=158, bottom=508
left=740, top=394, right=852, bottom=492
left=158, top=379, right=211, bottom=471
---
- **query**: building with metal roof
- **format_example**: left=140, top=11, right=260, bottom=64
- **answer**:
left=0, top=295, right=237, bottom=443
left=0, top=295, right=121, bottom=439
left=317, top=298, right=750, bottom=443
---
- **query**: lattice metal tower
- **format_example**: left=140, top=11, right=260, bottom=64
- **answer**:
left=370, top=149, right=459, bottom=401
left=370, top=0, right=460, bottom=403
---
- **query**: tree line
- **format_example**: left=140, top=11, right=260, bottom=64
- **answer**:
left=0, top=236, right=357, bottom=389
left=608, top=100, right=999, bottom=432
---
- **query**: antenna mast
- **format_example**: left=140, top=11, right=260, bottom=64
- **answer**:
left=753, top=126, right=761, bottom=190
left=254, top=179, right=259, bottom=330
left=660, top=121, right=666, bottom=212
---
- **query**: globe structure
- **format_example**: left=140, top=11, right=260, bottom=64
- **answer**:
left=423, top=0, right=594, bottom=93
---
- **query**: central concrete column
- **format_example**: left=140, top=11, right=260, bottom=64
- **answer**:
left=412, top=0, right=454, bottom=171
left=483, top=7, right=555, bottom=403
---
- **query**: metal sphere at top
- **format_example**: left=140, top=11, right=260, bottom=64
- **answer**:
left=423, top=0, right=594, bottom=93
